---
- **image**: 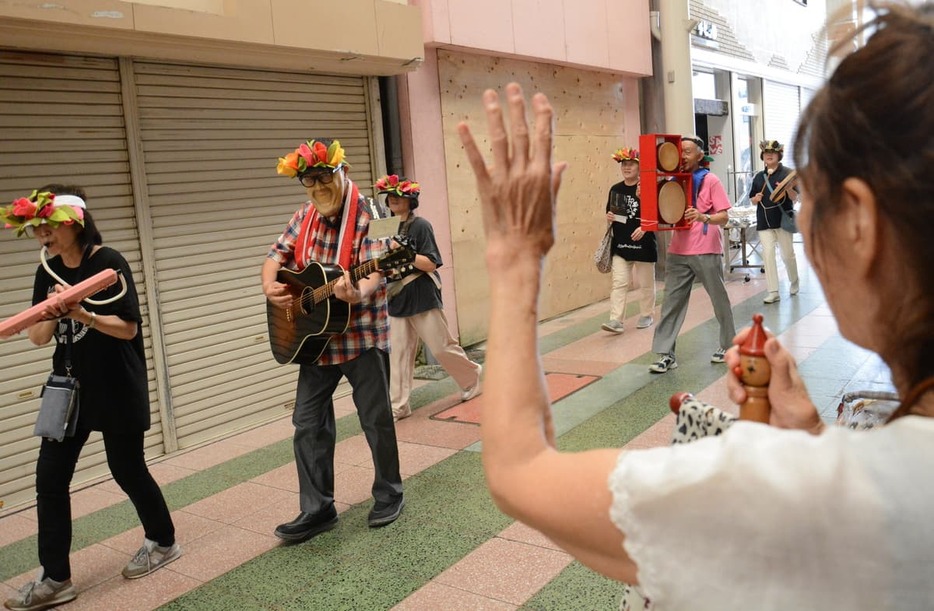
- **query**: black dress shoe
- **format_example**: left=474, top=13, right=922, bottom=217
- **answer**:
left=367, top=495, right=405, bottom=528
left=274, top=505, right=338, bottom=542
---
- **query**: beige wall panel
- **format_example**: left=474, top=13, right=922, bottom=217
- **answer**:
left=0, top=0, right=133, bottom=29
left=131, top=0, right=274, bottom=44
left=271, top=0, right=379, bottom=56
left=375, top=1, right=424, bottom=62
left=437, top=50, right=641, bottom=344
left=0, top=1, right=423, bottom=76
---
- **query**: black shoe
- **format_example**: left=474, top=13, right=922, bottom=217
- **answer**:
left=367, top=496, right=405, bottom=528
left=274, top=506, right=338, bottom=542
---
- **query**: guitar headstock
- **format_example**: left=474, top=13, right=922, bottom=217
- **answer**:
left=378, top=244, right=416, bottom=274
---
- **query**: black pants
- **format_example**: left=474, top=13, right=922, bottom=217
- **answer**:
left=36, top=428, right=175, bottom=581
left=293, top=347, right=402, bottom=514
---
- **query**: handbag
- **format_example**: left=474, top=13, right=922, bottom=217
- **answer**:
left=35, top=373, right=80, bottom=441
left=779, top=206, right=798, bottom=234
left=33, top=317, right=80, bottom=441
left=594, top=227, right=613, bottom=273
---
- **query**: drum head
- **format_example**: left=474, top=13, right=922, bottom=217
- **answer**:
left=657, top=142, right=680, bottom=172
left=771, top=170, right=798, bottom=202
left=658, top=181, right=686, bottom=224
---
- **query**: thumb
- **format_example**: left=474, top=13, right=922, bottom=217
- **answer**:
left=764, top=338, right=797, bottom=389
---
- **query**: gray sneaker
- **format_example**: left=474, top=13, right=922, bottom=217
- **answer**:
left=122, top=539, right=182, bottom=579
left=4, top=574, right=76, bottom=611
left=636, top=315, right=654, bottom=329
left=601, top=320, right=625, bottom=334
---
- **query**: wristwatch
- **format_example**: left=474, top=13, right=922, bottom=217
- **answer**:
left=703, top=213, right=711, bottom=223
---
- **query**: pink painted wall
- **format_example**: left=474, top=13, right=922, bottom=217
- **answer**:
left=398, top=52, right=465, bottom=336
left=414, top=0, right=652, bottom=77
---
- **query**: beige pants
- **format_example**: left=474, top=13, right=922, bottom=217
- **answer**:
left=390, top=309, right=481, bottom=414
left=609, top=255, right=656, bottom=321
left=758, top=228, right=799, bottom=295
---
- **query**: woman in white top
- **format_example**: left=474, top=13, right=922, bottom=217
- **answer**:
left=456, top=2, right=934, bottom=609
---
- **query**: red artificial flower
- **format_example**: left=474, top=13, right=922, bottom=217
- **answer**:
left=11, top=197, right=36, bottom=218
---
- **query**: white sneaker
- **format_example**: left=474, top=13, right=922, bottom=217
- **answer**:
left=790, top=282, right=800, bottom=296
left=649, top=355, right=677, bottom=374
left=763, top=293, right=780, bottom=304
left=122, top=539, right=182, bottom=579
left=392, top=404, right=412, bottom=422
left=461, top=364, right=483, bottom=401
left=601, top=320, right=625, bottom=334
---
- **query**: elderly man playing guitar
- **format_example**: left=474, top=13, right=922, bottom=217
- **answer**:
left=261, top=138, right=406, bottom=542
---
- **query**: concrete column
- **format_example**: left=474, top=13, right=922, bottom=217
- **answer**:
left=659, top=0, right=696, bottom=136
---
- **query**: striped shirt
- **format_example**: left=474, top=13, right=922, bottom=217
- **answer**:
left=267, top=195, right=389, bottom=365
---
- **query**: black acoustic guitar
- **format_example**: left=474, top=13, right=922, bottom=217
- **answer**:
left=267, top=246, right=415, bottom=365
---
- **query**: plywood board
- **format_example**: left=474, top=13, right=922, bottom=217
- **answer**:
left=437, top=50, right=642, bottom=344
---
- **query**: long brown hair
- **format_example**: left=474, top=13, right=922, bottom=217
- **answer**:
left=793, top=2, right=934, bottom=417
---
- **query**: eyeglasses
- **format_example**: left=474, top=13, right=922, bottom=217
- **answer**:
left=299, top=166, right=341, bottom=188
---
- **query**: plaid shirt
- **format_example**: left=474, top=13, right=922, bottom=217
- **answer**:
left=267, top=194, right=389, bottom=365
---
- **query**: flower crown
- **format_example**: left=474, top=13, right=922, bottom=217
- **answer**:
left=276, top=139, right=349, bottom=178
left=612, top=147, right=640, bottom=163
left=0, top=190, right=85, bottom=237
left=374, top=174, right=420, bottom=198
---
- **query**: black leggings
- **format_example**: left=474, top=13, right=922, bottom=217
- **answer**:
left=36, top=428, right=175, bottom=581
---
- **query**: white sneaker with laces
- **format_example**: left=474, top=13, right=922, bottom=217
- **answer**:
left=710, top=348, right=727, bottom=363
left=122, top=538, right=182, bottom=579
left=649, top=355, right=677, bottom=374
left=763, top=293, right=780, bottom=304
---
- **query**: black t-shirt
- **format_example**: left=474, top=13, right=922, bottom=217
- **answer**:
left=387, top=215, right=443, bottom=318
left=606, top=181, right=657, bottom=263
left=750, top=164, right=796, bottom=230
left=32, top=246, right=150, bottom=432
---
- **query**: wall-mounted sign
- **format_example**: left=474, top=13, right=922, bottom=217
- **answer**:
left=694, top=20, right=719, bottom=41
left=709, top=135, right=723, bottom=155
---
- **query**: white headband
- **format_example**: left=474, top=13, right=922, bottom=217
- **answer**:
left=53, top=194, right=86, bottom=209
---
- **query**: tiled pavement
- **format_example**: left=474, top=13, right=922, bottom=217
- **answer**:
left=0, top=246, right=894, bottom=610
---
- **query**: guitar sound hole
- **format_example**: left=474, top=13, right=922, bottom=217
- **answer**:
left=300, top=288, right=314, bottom=315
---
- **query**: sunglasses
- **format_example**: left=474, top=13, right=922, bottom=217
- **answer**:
left=299, top=166, right=341, bottom=188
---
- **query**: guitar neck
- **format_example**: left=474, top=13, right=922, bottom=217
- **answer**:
left=313, top=259, right=381, bottom=304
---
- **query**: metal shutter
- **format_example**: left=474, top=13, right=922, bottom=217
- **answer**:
left=131, top=62, right=376, bottom=449
left=762, top=80, right=802, bottom=166
left=0, top=51, right=162, bottom=509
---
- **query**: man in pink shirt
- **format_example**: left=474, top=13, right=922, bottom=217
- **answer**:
left=649, top=135, right=736, bottom=373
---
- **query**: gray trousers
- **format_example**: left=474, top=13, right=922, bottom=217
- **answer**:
left=293, top=348, right=402, bottom=513
left=652, top=253, right=736, bottom=357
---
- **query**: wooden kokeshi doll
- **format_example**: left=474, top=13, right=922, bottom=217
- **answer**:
left=737, top=313, right=771, bottom=423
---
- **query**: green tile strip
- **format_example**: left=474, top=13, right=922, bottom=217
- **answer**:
left=160, top=452, right=511, bottom=610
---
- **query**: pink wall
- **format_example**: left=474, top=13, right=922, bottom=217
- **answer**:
left=415, top=0, right=652, bottom=77
left=398, top=53, right=465, bottom=335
